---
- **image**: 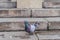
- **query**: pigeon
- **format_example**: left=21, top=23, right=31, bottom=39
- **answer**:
left=24, top=21, right=39, bottom=34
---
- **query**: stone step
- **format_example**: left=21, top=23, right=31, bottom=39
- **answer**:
left=44, top=0, right=60, bottom=2
left=17, top=0, right=43, bottom=8
left=0, top=18, right=60, bottom=30
left=1, top=9, right=60, bottom=17
left=11, top=0, right=17, bottom=2
left=0, top=22, right=47, bottom=30
left=0, top=9, right=30, bottom=17
left=36, top=30, right=60, bottom=40
left=43, top=2, right=60, bottom=8
left=0, top=2, right=16, bottom=8
left=32, top=9, right=60, bottom=17
left=0, top=17, right=60, bottom=30
left=0, top=31, right=37, bottom=40
left=0, top=0, right=11, bottom=2
left=49, top=22, right=60, bottom=29
left=0, top=18, right=47, bottom=30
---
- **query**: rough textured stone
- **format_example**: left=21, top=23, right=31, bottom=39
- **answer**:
left=43, top=2, right=60, bottom=8
left=44, top=0, right=60, bottom=2
left=0, top=10, right=30, bottom=17
left=32, top=9, right=60, bottom=17
left=0, top=22, right=47, bottom=30
left=0, top=10, right=8, bottom=17
left=49, top=22, right=60, bottom=29
left=0, top=2, right=16, bottom=8
left=0, top=0, right=10, bottom=2
left=36, top=31, right=60, bottom=40
left=0, top=32, right=37, bottom=40
left=9, top=10, right=31, bottom=17
left=11, top=0, right=17, bottom=2
left=17, top=0, right=43, bottom=8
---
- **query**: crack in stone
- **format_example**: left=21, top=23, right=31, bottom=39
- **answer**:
left=35, top=33, right=39, bottom=40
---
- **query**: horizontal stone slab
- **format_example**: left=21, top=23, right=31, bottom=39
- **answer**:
left=45, top=17, right=60, bottom=22
left=0, top=18, right=47, bottom=22
left=0, top=31, right=37, bottom=40
left=32, top=9, right=60, bottom=17
left=1, top=9, right=60, bottom=18
left=43, top=2, right=60, bottom=8
left=9, top=10, right=31, bottom=17
left=0, top=2, right=16, bottom=8
left=44, top=0, right=60, bottom=2
left=0, top=22, right=47, bottom=30
left=36, top=31, right=60, bottom=40
left=11, top=0, right=17, bottom=2
left=0, top=18, right=60, bottom=22
left=0, top=0, right=10, bottom=2
left=38, top=35, right=60, bottom=39
left=17, top=0, right=43, bottom=8
left=0, top=10, right=30, bottom=17
left=49, top=22, right=60, bottom=29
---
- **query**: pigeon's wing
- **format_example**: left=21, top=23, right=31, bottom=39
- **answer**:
left=26, top=25, right=31, bottom=33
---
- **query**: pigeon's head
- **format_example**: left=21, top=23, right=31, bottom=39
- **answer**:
left=34, top=22, right=40, bottom=27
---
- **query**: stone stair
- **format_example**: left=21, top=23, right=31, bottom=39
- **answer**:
left=0, top=0, right=16, bottom=8
left=0, top=0, right=60, bottom=40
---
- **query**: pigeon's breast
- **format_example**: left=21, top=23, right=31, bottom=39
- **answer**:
left=30, top=25, right=35, bottom=32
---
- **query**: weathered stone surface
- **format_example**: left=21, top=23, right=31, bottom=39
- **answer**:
left=32, top=9, right=60, bottom=17
left=0, top=0, right=10, bottom=2
left=0, top=10, right=30, bottom=17
left=17, top=0, right=43, bottom=8
left=9, top=10, right=31, bottom=17
left=0, top=22, right=47, bottom=30
left=0, top=10, right=8, bottom=17
left=36, top=31, right=60, bottom=40
left=11, top=0, right=17, bottom=2
left=0, top=22, right=24, bottom=30
left=44, top=0, right=60, bottom=2
left=49, top=22, right=60, bottom=29
left=0, top=32, right=37, bottom=40
left=43, top=2, right=60, bottom=8
left=0, top=2, right=16, bottom=8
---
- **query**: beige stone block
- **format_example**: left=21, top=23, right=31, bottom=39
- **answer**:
left=0, top=10, right=9, bottom=17
left=0, top=9, right=30, bottom=17
left=32, top=9, right=60, bottom=17
left=17, top=0, right=43, bottom=8
left=30, top=0, right=43, bottom=8
left=11, top=0, right=17, bottom=2
left=0, top=22, right=47, bottom=30
left=0, top=2, right=16, bottom=8
left=37, top=31, right=60, bottom=40
left=49, top=22, right=60, bottom=29
left=0, top=22, right=24, bottom=30
left=44, top=0, right=60, bottom=2
left=9, top=9, right=31, bottom=17
left=0, top=32, right=37, bottom=40
left=36, top=31, right=60, bottom=40
left=43, top=2, right=60, bottom=8
left=17, top=0, right=30, bottom=8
